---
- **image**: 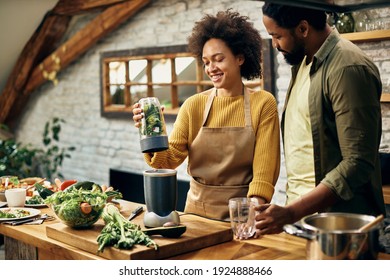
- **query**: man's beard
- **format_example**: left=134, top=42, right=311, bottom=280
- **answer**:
left=279, top=44, right=305, bottom=66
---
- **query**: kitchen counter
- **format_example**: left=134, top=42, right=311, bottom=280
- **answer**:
left=383, top=184, right=390, bottom=204
left=1, top=200, right=389, bottom=260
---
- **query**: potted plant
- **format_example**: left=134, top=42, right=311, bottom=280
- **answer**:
left=0, top=118, right=75, bottom=180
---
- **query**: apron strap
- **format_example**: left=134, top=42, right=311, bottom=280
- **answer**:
left=243, top=86, right=252, bottom=128
left=201, top=89, right=216, bottom=126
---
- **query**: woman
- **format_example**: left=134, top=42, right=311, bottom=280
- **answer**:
left=133, top=10, right=280, bottom=223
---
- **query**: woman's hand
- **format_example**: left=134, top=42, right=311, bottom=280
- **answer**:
left=132, top=102, right=165, bottom=128
left=132, top=103, right=143, bottom=128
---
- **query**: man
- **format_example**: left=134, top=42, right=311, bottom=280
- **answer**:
left=255, top=2, right=386, bottom=235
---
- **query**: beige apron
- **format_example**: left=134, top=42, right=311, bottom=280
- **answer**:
left=185, top=87, right=255, bottom=220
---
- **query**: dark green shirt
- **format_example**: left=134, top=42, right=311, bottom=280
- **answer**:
left=281, top=28, right=386, bottom=216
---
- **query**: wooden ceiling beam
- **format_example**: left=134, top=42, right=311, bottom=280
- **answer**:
left=24, top=0, right=150, bottom=96
left=53, top=0, right=132, bottom=15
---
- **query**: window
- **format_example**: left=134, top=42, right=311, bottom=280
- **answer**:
left=100, top=42, right=274, bottom=119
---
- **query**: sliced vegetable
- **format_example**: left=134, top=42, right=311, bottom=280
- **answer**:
left=34, top=182, right=55, bottom=199
left=100, top=185, right=108, bottom=192
left=54, top=178, right=62, bottom=189
left=80, top=202, right=92, bottom=214
left=60, top=180, right=77, bottom=191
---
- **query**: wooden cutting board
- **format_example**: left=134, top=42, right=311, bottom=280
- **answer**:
left=45, top=201, right=233, bottom=259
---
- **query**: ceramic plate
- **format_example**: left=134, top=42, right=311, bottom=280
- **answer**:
left=24, top=202, right=47, bottom=208
left=0, top=201, right=7, bottom=208
left=24, top=197, right=47, bottom=208
left=0, top=207, right=41, bottom=221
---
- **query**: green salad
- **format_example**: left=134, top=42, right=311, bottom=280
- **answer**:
left=25, top=195, right=45, bottom=205
left=0, top=208, right=30, bottom=219
left=45, top=183, right=107, bottom=228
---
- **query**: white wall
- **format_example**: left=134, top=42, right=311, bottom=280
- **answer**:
left=0, top=0, right=58, bottom=94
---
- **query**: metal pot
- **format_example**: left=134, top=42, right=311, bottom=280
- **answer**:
left=284, top=212, right=381, bottom=260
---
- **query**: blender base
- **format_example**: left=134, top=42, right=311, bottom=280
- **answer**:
left=143, top=210, right=180, bottom=228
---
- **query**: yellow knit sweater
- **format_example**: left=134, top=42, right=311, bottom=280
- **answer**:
left=145, top=88, right=280, bottom=202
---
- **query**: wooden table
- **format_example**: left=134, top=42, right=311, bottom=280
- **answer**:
left=383, top=184, right=390, bottom=204
left=168, top=232, right=309, bottom=260
left=0, top=208, right=105, bottom=260
left=1, top=201, right=389, bottom=260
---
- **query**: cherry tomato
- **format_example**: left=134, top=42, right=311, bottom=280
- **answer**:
left=59, top=180, right=77, bottom=191
left=80, top=202, right=92, bottom=214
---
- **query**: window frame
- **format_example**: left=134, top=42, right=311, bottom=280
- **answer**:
left=100, top=40, right=275, bottom=120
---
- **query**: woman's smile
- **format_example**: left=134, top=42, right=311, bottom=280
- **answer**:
left=210, top=73, right=223, bottom=83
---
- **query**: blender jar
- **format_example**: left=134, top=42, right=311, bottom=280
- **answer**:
left=138, top=97, right=169, bottom=153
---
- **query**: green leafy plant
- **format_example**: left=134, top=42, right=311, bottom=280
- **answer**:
left=0, top=118, right=75, bottom=180
left=37, top=117, right=76, bottom=180
left=141, top=103, right=164, bottom=136
left=0, top=138, right=37, bottom=178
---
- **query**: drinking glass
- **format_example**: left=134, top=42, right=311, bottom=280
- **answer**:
left=228, top=197, right=258, bottom=239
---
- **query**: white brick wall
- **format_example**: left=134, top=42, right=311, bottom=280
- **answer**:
left=13, top=0, right=390, bottom=205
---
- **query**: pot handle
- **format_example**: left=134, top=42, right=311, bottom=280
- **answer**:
left=283, top=224, right=315, bottom=240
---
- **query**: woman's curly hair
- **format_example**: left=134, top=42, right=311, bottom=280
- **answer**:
left=187, top=9, right=262, bottom=80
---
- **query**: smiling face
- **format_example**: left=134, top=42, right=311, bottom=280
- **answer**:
left=263, top=15, right=305, bottom=65
left=202, top=38, right=244, bottom=90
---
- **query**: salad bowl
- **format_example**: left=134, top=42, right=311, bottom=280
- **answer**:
left=45, top=183, right=107, bottom=228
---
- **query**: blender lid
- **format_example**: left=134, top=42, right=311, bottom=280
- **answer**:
left=143, top=169, right=177, bottom=177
